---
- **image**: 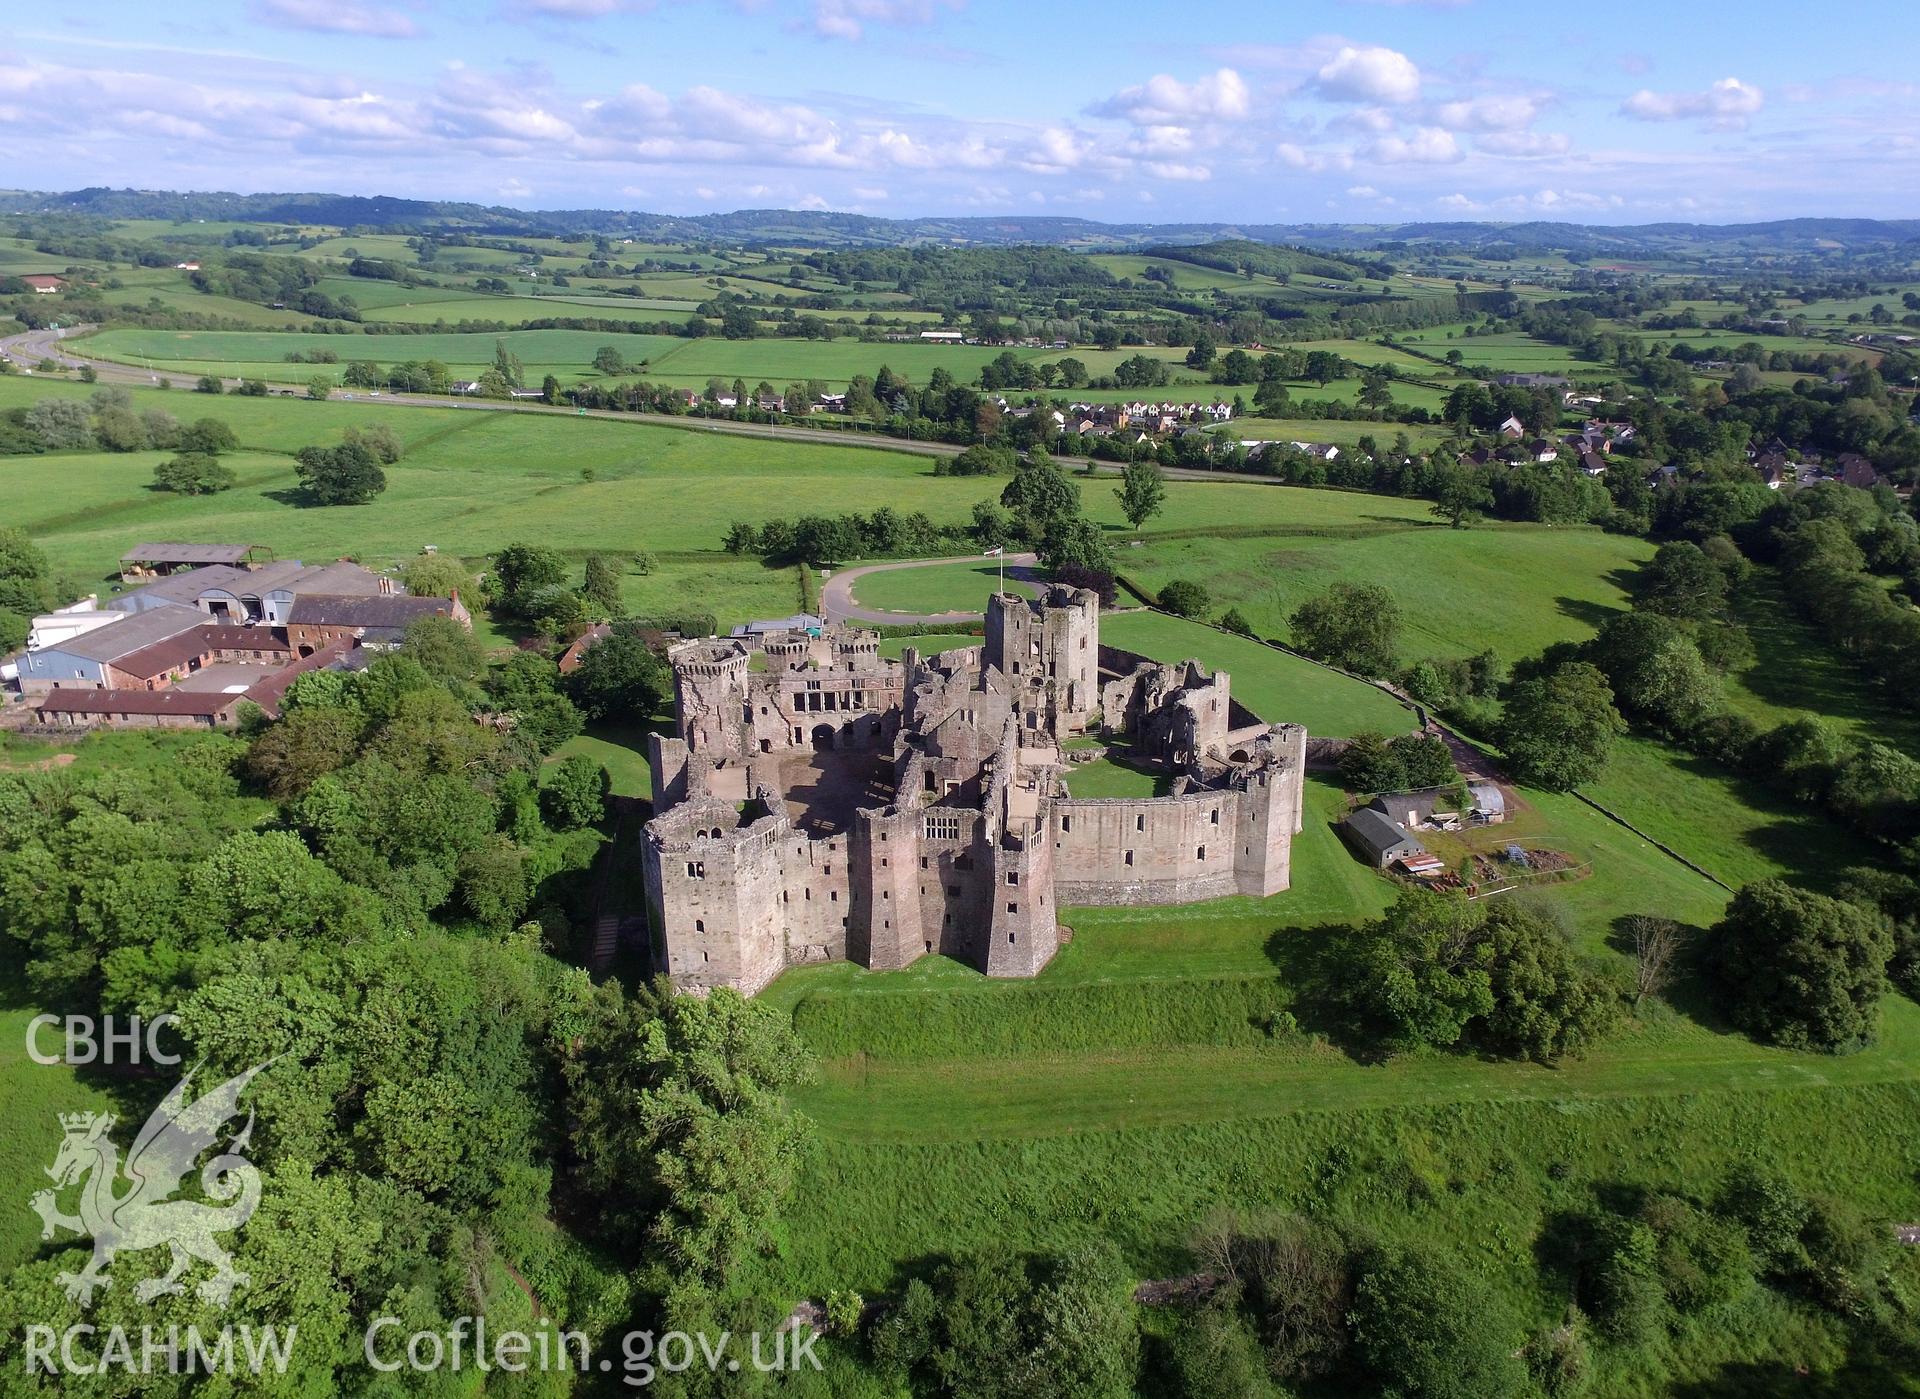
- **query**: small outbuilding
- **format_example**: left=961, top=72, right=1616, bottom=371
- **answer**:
left=1468, top=782, right=1507, bottom=824
left=1343, top=807, right=1429, bottom=870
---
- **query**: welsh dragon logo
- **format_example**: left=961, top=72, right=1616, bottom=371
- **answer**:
left=30, top=1064, right=271, bottom=1309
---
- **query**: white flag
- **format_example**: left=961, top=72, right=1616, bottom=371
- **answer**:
left=983, top=546, right=1003, bottom=557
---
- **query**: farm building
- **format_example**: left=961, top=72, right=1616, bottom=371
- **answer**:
left=120, top=542, right=273, bottom=581
left=22, top=275, right=65, bottom=294
left=1342, top=807, right=1429, bottom=870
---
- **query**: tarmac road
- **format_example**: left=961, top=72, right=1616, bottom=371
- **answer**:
left=820, top=552, right=1042, bottom=626
left=0, top=324, right=1308, bottom=488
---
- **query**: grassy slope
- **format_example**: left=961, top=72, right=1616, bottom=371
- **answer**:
left=1122, top=518, right=1654, bottom=661
left=0, top=1007, right=124, bottom=1274
left=1100, top=611, right=1416, bottom=738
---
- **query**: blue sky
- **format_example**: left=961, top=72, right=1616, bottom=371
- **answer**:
left=3, top=0, right=1917, bottom=222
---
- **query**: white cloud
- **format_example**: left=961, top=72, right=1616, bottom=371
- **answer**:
left=796, top=192, right=830, bottom=209
left=1316, top=45, right=1421, bottom=104
left=852, top=185, right=888, bottom=200
left=809, top=0, right=963, bottom=42
left=1367, top=126, right=1459, bottom=163
left=497, top=177, right=533, bottom=199
left=1476, top=129, right=1570, bottom=157
left=1093, top=68, right=1250, bottom=125
left=1622, top=76, right=1763, bottom=127
left=1275, top=141, right=1350, bottom=173
left=1340, top=105, right=1396, bottom=133
left=1433, top=93, right=1541, bottom=131
left=1145, top=161, right=1211, bottom=182
left=252, top=0, right=420, bottom=37
left=510, top=0, right=643, bottom=15
left=1435, top=192, right=1480, bottom=211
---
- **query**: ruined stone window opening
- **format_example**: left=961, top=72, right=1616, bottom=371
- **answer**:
left=686, top=861, right=705, bottom=879
left=695, top=919, right=704, bottom=932
left=1197, top=846, right=1207, bottom=861
left=1124, top=850, right=1135, bottom=866
left=1006, top=902, right=1018, bottom=914
left=1135, top=814, right=1145, bottom=832
left=1006, top=871, right=1019, bottom=886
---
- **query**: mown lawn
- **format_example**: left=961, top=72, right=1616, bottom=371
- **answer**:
left=844, top=560, right=1011, bottom=616
left=1061, top=752, right=1170, bottom=798
left=544, top=721, right=660, bottom=799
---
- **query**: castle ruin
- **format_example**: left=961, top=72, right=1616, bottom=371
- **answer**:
left=640, top=587, right=1306, bottom=995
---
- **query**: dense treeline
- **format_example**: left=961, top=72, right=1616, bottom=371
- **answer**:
left=0, top=628, right=824, bottom=1388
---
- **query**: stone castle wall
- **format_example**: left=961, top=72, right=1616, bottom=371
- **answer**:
left=640, top=593, right=1307, bottom=996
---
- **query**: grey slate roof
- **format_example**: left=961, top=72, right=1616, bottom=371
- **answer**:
left=286, top=594, right=455, bottom=629
left=54, top=605, right=205, bottom=662
left=1344, top=807, right=1425, bottom=862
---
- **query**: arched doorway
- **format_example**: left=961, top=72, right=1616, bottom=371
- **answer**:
left=811, top=724, right=836, bottom=751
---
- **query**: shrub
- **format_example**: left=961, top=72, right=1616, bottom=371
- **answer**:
left=152, top=452, right=237, bottom=495
left=1157, top=579, right=1211, bottom=617
left=1350, top=1245, right=1527, bottom=1399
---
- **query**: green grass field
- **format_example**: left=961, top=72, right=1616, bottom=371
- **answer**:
left=1122, top=516, right=1652, bottom=662
left=843, top=560, right=1010, bottom=615
left=1099, top=611, right=1415, bottom=737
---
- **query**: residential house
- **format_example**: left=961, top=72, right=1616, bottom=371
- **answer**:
left=1496, top=373, right=1569, bottom=388
left=1497, top=415, right=1526, bottom=440
left=1529, top=439, right=1560, bottom=463
left=558, top=624, right=612, bottom=675
left=1836, top=453, right=1880, bottom=490
left=22, top=275, right=65, bottom=294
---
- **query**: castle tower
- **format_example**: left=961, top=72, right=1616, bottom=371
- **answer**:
left=763, top=636, right=809, bottom=673
left=1233, top=724, right=1308, bottom=897
left=985, top=585, right=1100, bottom=728
left=642, top=801, right=790, bottom=995
left=671, top=641, right=752, bottom=756
left=983, top=816, right=1058, bottom=976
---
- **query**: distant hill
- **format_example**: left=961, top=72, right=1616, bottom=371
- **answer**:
left=2, top=187, right=1917, bottom=253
